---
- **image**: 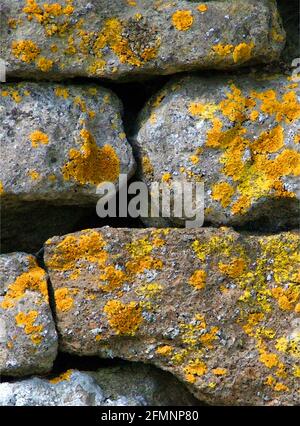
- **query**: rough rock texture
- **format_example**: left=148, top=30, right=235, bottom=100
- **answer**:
left=0, top=253, right=58, bottom=376
left=0, top=82, right=135, bottom=207
left=0, top=364, right=199, bottom=406
left=0, top=0, right=285, bottom=81
left=44, top=227, right=300, bottom=406
left=131, top=73, right=300, bottom=230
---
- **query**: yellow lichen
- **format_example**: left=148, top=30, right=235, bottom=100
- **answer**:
left=197, top=4, right=208, bottom=13
left=188, top=270, right=206, bottom=290
left=29, top=130, right=49, bottom=148
left=49, top=370, right=73, bottom=384
left=162, top=172, right=171, bottom=183
left=54, top=288, right=75, bottom=312
left=233, top=42, right=254, bottom=63
left=172, top=10, right=193, bottom=31
left=218, top=257, right=246, bottom=279
left=1, top=259, right=48, bottom=309
left=212, top=368, right=227, bottom=376
left=103, top=300, right=143, bottom=336
left=99, top=266, right=127, bottom=293
left=156, top=345, right=174, bottom=356
left=28, top=169, right=40, bottom=180
left=15, top=310, right=43, bottom=345
left=46, top=230, right=107, bottom=272
left=12, top=40, right=40, bottom=63
left=36, top=56, right=53, bottom=72
left=62, top=129, right=120, bottom=185
left=184, top=359, right=207, bottom=383
left=212, top=182, right=234, bottom=208
left=212, top=44, right=234, bottom=56
left=54, top=87, right=69, bottom=99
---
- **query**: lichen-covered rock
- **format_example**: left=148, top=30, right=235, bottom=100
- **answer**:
left=0, top=0, right=285, bottom=81
left=0, top=253, right=58, bottom=376
left=132, top=73, right=300, bottom=229
left=0, top=364, right=199, bottom=406
left=44, top=227, right=300, bottom=406
left=0, top=82, right=134, bottom=208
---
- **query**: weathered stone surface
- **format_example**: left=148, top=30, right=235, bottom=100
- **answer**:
left=0, top=252, right=58, bottom=376
left=44, top=227, right=300, bottom=406
left=0, top=0, right=285, bottom=81
left=0, top=363, right=199, bottom=406
left=0, top=82, right=135, bottom=207
left=131, top=73, right=300, bottom=229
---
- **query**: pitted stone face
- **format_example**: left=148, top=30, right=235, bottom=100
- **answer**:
left=0, top=82, right=135, bottom=205
left=0, top=0, right=285, bottom=81
left=131, top=73, right=300, bottom=230
left=0, top=252, right=58, bottom=377
left=44, top=227, right=300, bottom=406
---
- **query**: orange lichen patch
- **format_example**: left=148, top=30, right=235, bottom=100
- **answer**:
left=54, top=288, right=76, bottom=312
left=184, top=359, right=207, bottom=383
left=49, top=370, right=73, bottom=384
left=36, top=56, right=53, bottom=72
left=197, top=4, right=208, bottom=13
left=62, top=129, right=120, bottom=185
left=126, top=256, right=163, bottom=275
left=91, top=18, right=159, bottom=70
left=204, top=86, right=300, bottom=214
left=156, top=345, right=174, bottom=356
left=212, top=368, right=227, bottom=376
left=212, top=182, right=234, bottom=208
left=0, top=181, right=4, bottom=195
left=28, top=169, right=41, bottom=180
left=46, top=230, right=108, bottom=272
left=136, top=282, right=163, bottom=299
left=12, top=40, right=40, bottom=63
left=15, top=310, right=43, bottom=345
left=22, top=0, right=74, bottom=35
left=189, top=155, right=199, bottom=165
left=29, top=130, right=49, bottom=148
left=293, top=366, right=300, bottom=378
left=233, top=42, right=254, bottom=63
left=253, top=89, right=300, bottom=123
left=271, top=28, right=285, bottom=43
left=162, top=172, right=171, bottom=183
left=294, top=134, right=300, bottom=144
left=142, top=156, right=154, bottom=175
left=250, top=110, right=259, bottom=121
left=188, top=101, right=219, bottom=119
left=218, top=257, right=246, bottom=279
left=1, top=260, right=48, bottom=309
left=98, top=266, right=127, bottom=292
left=172, top=10, right=193, bottom=31
left=212, top=44, right=234, bottom=56
left=259, top=350, right=279, bottom=369
left=54, top=87, right=69, bottom=99
left=103, top=300, right=143, bottom=336
left=199, top=326, right=219, bottom=349
left=188, top=270, right=206, bottom=290
left=271, top=286, right=300, bottom=311
left=220, top=84, right=256, bottom=122
left=8, top=18, right=19, bottom=29
left=125, top=235, right=163, bottom=275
